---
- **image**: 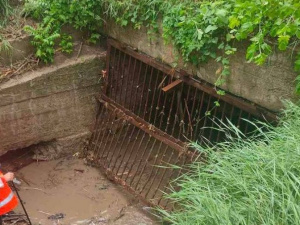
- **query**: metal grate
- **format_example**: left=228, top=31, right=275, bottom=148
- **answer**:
left=86, top=39, right=276, bottom=208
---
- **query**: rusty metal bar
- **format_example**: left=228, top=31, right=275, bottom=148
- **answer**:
left=132, top=61, right=143, bottom=113
left=97, top=94, right=195, bottom=158
left=110, top=123, right=132, bottom=172
left=162, top=80, right=183, bottom=93
left=108, top=39, right=277, bottom=122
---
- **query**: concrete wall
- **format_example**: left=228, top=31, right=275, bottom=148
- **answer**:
left=0, top=54, right=105, bottom=155
left=105, top=22, right=297, bottom=111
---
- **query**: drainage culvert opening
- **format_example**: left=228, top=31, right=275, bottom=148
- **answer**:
left=86, top=39, right=277, bottom=210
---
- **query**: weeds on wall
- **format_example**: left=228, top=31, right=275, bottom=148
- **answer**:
left=159, top=101, right=300, bottom=225
left=24, top=0, right=300, bottom=94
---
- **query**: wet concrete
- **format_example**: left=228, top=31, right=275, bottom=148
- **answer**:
left=13, top=157, right=159, bottom=225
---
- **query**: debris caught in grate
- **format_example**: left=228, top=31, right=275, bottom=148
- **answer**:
left=86, top=39, right=276, bottom=208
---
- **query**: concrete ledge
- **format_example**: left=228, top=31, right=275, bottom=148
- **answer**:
left=104, top=21, right=297, bottom=111
left=0, top=53, right=105, bottom=155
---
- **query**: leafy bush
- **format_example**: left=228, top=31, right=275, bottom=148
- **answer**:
left=159, top=101, right=300, bottom=225
left=24, top=0, right=300, bottom=93
left=24, top=0, right=103, bottom=62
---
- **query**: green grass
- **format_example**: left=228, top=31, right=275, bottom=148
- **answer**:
left=0, top=0, right=11, bottom=26
left=159, top=101, right=300, bottom=225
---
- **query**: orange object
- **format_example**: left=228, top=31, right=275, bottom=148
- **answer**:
left=0, top=171, right=18, bottom=216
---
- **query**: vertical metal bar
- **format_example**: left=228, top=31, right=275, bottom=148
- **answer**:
left=157, top=148, right=177, bottom=206
left=137, top=64, right=149, bottom=117
left=127, top=58, right=138, bottom=111
left=199, top=95, right=212, bottom=145
left=143, top=67, right=155, bottom=119
left=192, top=91, right=205, bottom=141
left=161, top=153, right=188, bottom=209
left=123, top=55, right=132, bottom=108
left=113, top=49, right=122, bottom=101
left=103, top=118, right=124, bottom=164
left=146, top=69, right=161, bottom=122
left=116, top=51, right=127, bottom=104
left=164, top=87, right=176, bottom=135
left=216, top=101, right=227, bottom=142
left=110, top=123, right=133, bottom=172
left=93, top=108, right=113, bottom=160
left=171, top=83, right=184, bottom=137
left=96, top=110, right=117, bottom=159
left=132, top=135, right=155, bottom=191
left=127, top=131, right=149, bottom=186
left=115, top=126, right=137, bottom=175
left=104, top=43, right=112, bottom=95
left=131, top=61, right=143, bottom=113
left=237, top=109, right=243, bottom=129
left=148, top=144, right=170, bottom=200
left=244, top=113, right=252, bottom=134
left=157, top=74, right=172, bottom=131
left=143, top=141, right=166, bottom=198
left=105, top=119, right=127, bottom=165
left=190, top=88, right=198, bottom=121
left=152, top=72, right=165, bottom=125
left=137, top=139, right=159, bottom=194
left=208, top=103, right=218, bottom=143
left=120, top=129, right=143, bottom=180
left=187, top=88, right=198, bottom=139
left=105, top=47, right=117, bottom=99
left=88, top=105, right=105, bottom=153
left=178, top=85, right=192, bottom=140
left=229, top=105, right=235, bottom=121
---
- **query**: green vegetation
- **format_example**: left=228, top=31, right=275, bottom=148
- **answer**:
left=23, top=0, right=300, bottom=94
left=159, top=101, right=300, bottom=225
left=0, top=0, right=11, bottom=26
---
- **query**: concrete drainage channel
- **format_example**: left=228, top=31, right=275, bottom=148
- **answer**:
left=0, top=37, right=276, bottom=224
left=0, top=37, right=158, bottom=224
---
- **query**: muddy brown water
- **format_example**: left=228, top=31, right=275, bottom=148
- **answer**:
left=10, top=157, right=159, bottom=225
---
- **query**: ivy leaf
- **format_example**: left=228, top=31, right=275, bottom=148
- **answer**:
left=205, top=111, right=211, bottom=116
left=121, top=19, right=128, bottom=26
left=295, top=75, right=300, bottom=94
left=205, top=25, right=218, bottom=33
left=296, top=30, right=300, bottom=39
left=215, top=9, right=227, bottom=21
left=214, top=101, right=220, bottom=107
left=278, top=35, right=290, bottom=51
left=229, top=16, right=240, bottom=29
left=254, top=53, right=268, bottom=65
left=226, top=33, right=233, bottom=42
left=294, top=58, right=300, bottom=71
left=217, top=90, right=226, bottom=95
left=36, top=49, right=42, bottom=57
left=197, top=29, right=204, bottom=40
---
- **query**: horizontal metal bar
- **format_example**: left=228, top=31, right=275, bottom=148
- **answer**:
left=87, top=161, right=164, bottom=209
left=108, top=39, right=277, bottom=122
left=97, top=94, right=196, bottom=158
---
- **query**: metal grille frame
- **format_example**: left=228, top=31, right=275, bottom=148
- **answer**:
left=86, top=39, right=276, bottom=208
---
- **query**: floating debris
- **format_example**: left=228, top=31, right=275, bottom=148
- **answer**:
left=48, top=213, right=65, bottom=220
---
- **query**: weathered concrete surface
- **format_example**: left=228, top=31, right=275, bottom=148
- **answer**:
left=0, top=35, right=35, bottom=66
left=0, top=53, right=105, bottom=155
left=105, top=22, right=297, bottom=111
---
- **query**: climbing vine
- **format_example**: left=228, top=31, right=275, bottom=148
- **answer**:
left=24, top=0, right=300, bottom=94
